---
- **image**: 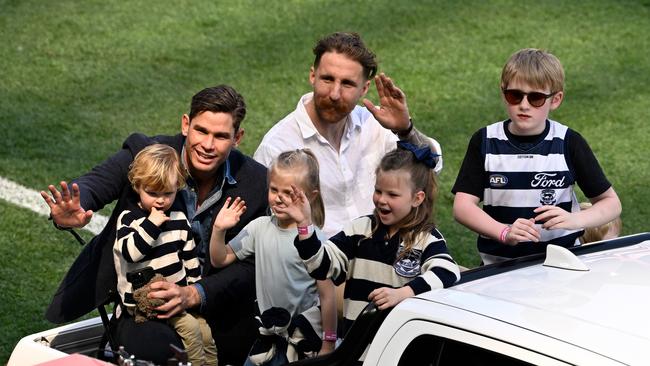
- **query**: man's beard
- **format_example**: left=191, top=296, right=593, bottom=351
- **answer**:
left=314, top=97, right=354, bottom=124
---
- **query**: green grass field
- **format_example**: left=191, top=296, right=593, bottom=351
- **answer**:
left=2, top=0, right=649, bottom=363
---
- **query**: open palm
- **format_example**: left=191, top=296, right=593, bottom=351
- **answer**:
left=214, top=197, right=246, bottom=231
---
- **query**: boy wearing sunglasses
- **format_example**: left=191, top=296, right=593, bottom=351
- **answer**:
left=452, top=48, right=621, bottom=265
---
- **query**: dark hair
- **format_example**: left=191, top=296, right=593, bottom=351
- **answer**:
left=375, top=148, right=438, bottom=256
left=313, top=32, right=378, bottom=80
left=189, top=85, right=246, bottom=131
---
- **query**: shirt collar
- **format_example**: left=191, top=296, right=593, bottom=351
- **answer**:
left=296, top=93, right=318, bottom=139
left=224, top=158, right=236, bottom=185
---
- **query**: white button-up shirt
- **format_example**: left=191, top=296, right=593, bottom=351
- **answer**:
left=254, top=92, right=442, bottom=237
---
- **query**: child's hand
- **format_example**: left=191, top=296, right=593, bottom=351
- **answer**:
left=368, top=286, right=414, bottom=310
left=275, top=184, right=312, bottom=227
left=505, top=218, right=540, bottom=244
left=148, top=207, right=170, bottom=227
left=534, top=205, right=580, bottom=230
left=213, top=197, right=246, bottom=231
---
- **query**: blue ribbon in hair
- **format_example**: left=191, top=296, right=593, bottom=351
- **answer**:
left=397, top=141, right=440, bottom=169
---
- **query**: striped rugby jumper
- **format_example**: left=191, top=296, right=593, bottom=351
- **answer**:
left=114, top=209, right=201, bottom=308
left=295, top=215, right=460, bottom=334
left=479, top=119, right=582, bottom=263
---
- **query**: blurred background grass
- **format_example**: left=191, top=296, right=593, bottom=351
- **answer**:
left=1, top=0, right=649, bottom=362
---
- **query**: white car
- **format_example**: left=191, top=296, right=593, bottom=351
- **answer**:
left=9, top=233, right=650, bottom=365
left=293, top=233, right=650, bottom=366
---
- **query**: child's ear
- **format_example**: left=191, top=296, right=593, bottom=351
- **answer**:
left=309, top=190, right=319, bottom=201
left=550, top=91, right=564, bottom=111
left=412, top=191, right=425, bottom=207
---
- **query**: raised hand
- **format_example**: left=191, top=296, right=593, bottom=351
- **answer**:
left=274, top=184, right=312, bottom=227
left=213, top=197, right=246, bottom=231
left=40, top=181, right=93, bottom=228
left=362, top=73, right=411, bottom=132
left=148, top=207, right=170, bottom=227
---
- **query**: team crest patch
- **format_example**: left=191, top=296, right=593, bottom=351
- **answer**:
left=540, top=189, right=557, bottom=205
left=489, top=174, right=508, bottom=187
left=394, top=248, right=422, bottom=278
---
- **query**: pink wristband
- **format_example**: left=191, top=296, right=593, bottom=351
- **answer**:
left=499, top=225, right=511, bottom=243
left=323, top=330, right=337, bottom=342
left=297, top=225, right=313, bottom=236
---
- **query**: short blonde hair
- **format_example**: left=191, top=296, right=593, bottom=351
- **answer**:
left=501, top=48, right=565, bottom=93
left=579, top=202, right=623, bottom=244
left=128, top=144, right=186, bottom=192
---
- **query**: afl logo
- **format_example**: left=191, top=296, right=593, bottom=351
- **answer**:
left=489, top=174, right=508, bottom=187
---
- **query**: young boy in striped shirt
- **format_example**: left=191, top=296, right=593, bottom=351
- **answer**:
left=113, top=144, right=217, bottom=365
left=452, top=48, right=621, bottom=265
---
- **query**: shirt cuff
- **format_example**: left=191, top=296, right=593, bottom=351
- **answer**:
left=293, top=231, right=321, bottom=259
left=406, top=277, right=429, bottom=295
left=192, top=283, right=207, bottom=313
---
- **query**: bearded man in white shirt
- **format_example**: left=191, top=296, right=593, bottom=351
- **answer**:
left=254, top=32, right=442, bottom=237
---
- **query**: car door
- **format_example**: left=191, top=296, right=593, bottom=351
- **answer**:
left=366, top=319, right=620, bottom=366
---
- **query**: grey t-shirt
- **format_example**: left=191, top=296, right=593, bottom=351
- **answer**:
left=229, top=215, right=326, bottom=316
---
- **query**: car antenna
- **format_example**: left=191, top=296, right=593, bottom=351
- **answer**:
left=543, top=244, right=589, bottom=271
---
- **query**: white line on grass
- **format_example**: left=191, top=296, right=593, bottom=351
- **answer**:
left=0, top=176, right=107, bottom=235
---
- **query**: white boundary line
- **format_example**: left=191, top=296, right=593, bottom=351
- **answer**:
left=0, top=176, right=107, bottom=235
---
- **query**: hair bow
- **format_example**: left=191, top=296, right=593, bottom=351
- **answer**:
left=397, top=141, right=440, bottom=169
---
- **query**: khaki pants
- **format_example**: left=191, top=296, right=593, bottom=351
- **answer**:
left=169, top=312, right=218, bottom=366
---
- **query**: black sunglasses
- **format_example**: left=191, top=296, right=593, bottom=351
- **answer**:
left=502, top=89, right=557, bottom=108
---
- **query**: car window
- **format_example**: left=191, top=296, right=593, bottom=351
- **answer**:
left=398, top=334, right=533, bottom=366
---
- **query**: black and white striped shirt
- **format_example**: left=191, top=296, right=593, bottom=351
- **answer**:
left=113, top=207, right=201, bottom=307
left=479, top=119, right=582, bottom=262
left=294, top=215, right=460, bottom=333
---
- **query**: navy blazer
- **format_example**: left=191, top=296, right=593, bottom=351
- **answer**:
left=46, top=133, right=268, bottom=323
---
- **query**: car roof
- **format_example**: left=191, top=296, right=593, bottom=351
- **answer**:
left=416, top=233, right=650, bottom=364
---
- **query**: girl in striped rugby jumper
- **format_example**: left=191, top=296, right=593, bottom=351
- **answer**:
left=113, top=144, right=217, bottom=366
left=277, top=142, right=461, bottom=336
